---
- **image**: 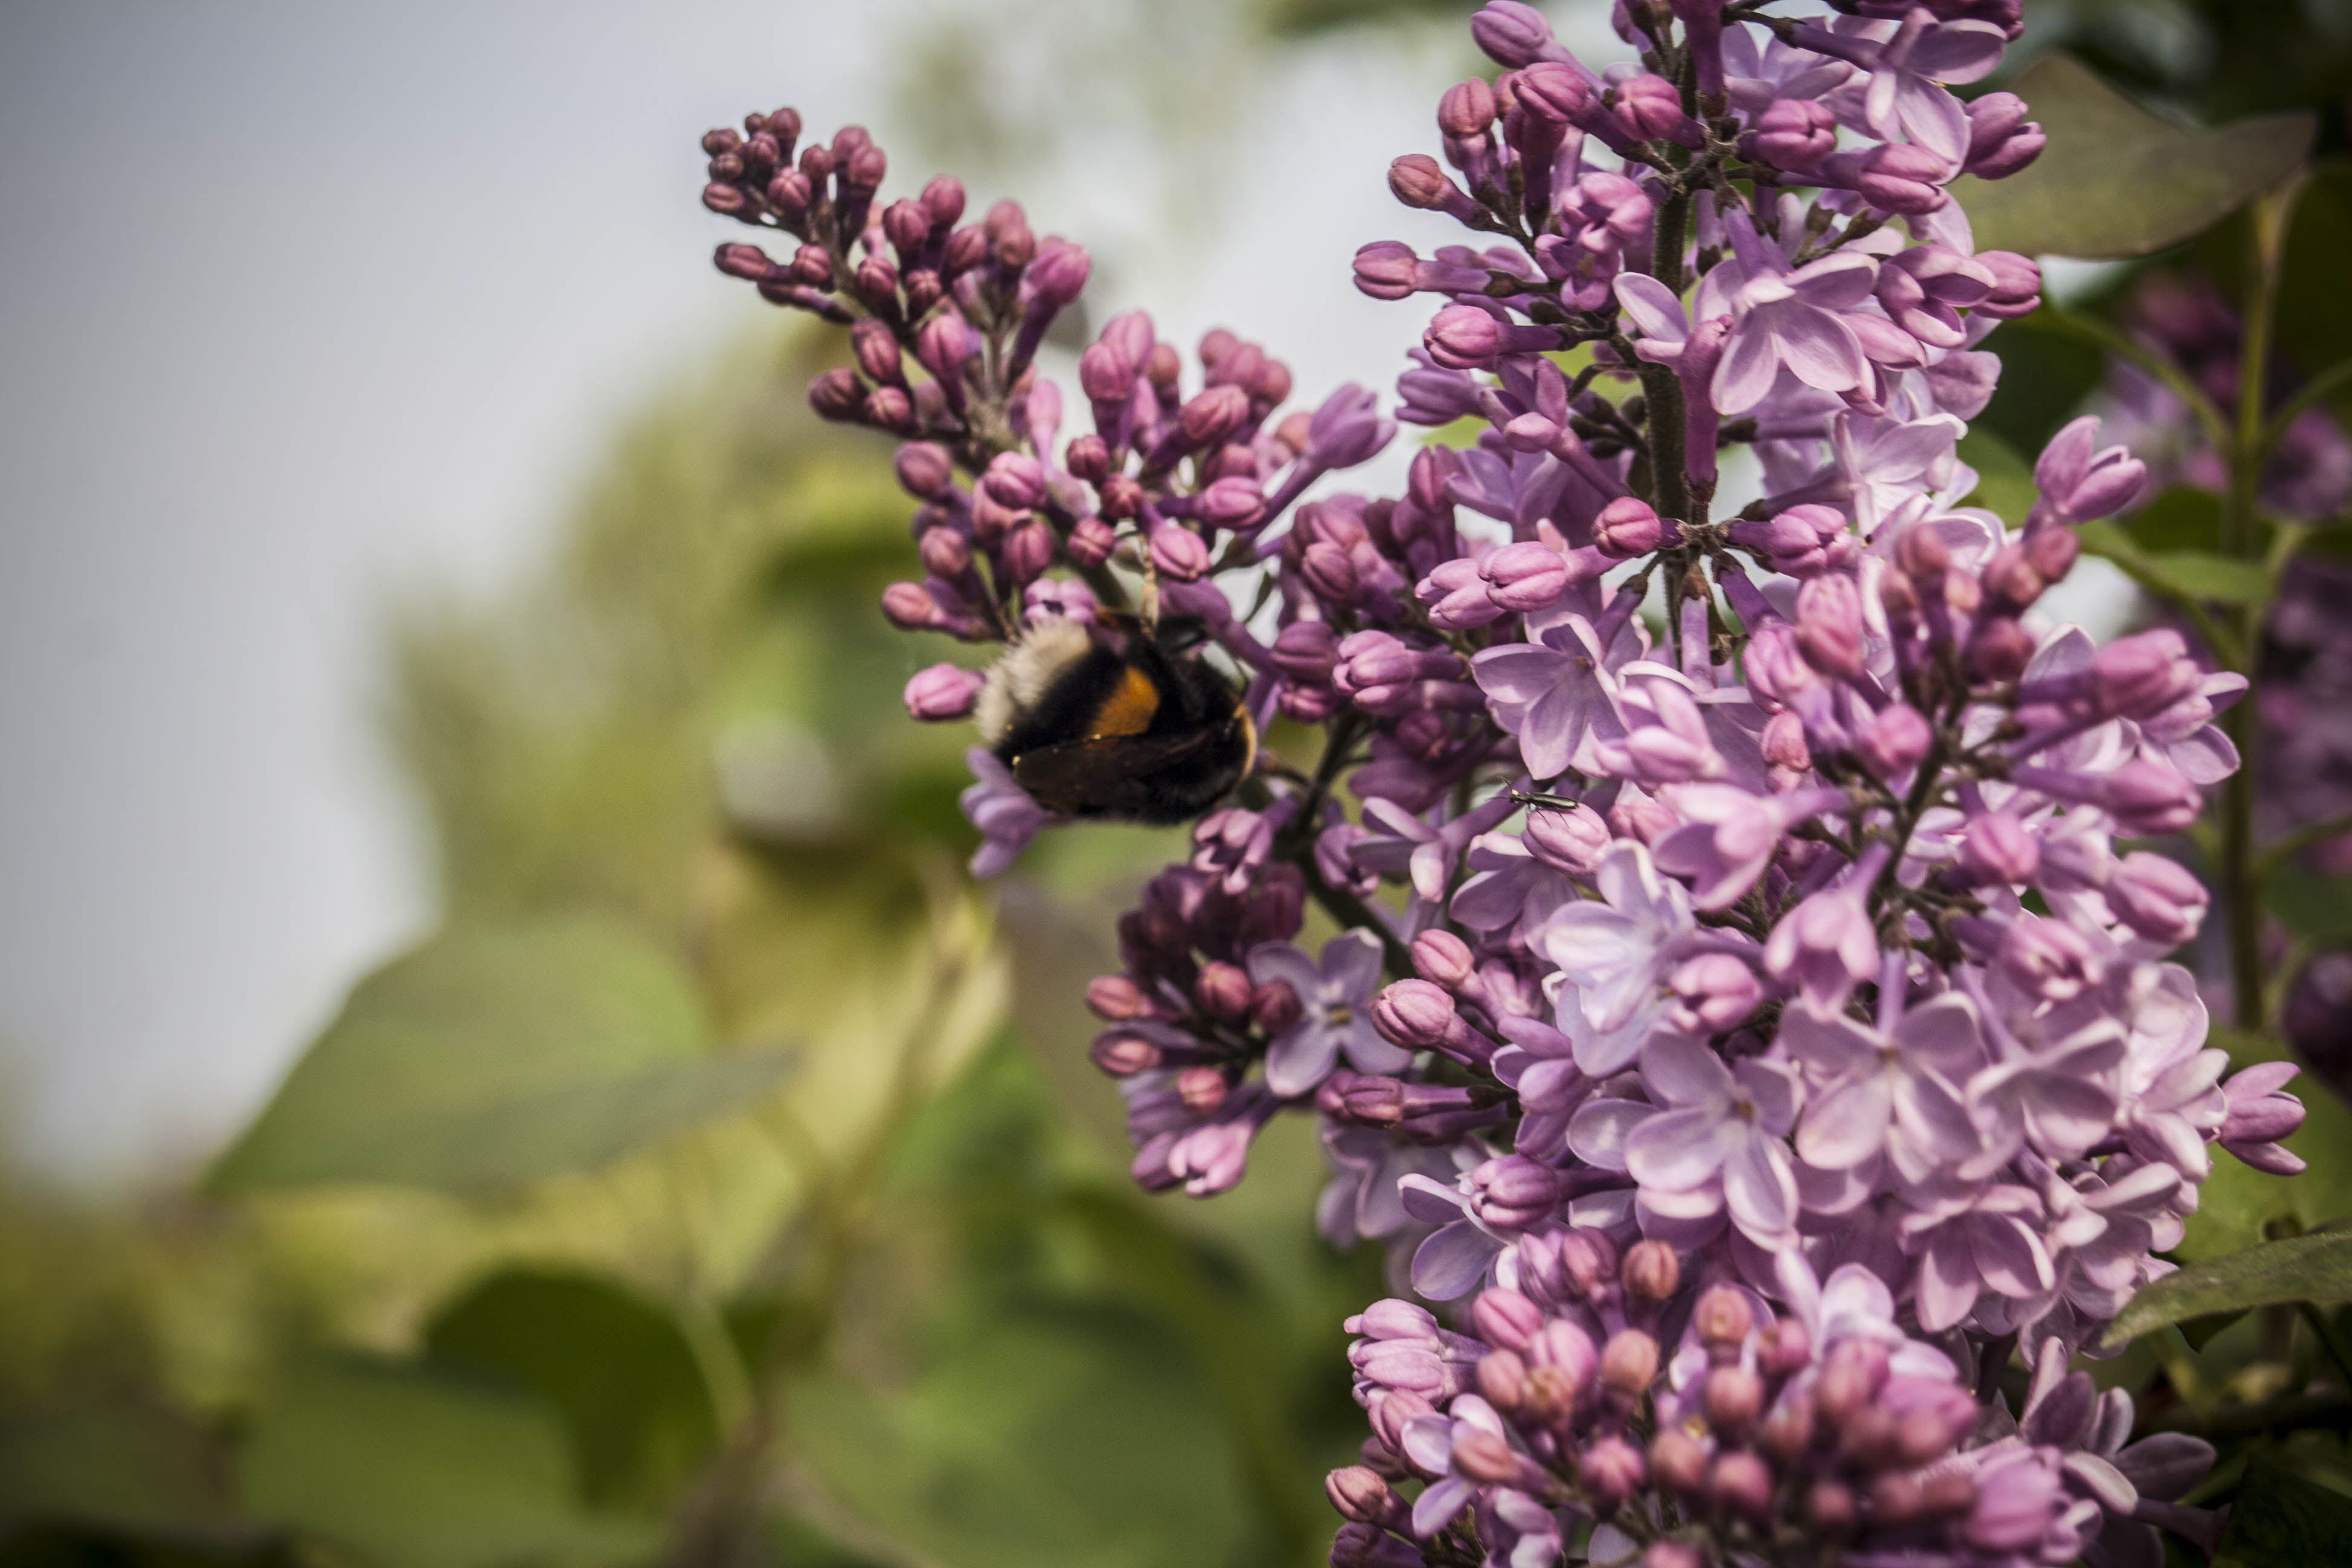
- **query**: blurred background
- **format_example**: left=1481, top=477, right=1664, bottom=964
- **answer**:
left=4, top=1, right=2351, bottom=1565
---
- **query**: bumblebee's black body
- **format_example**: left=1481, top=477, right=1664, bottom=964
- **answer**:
left=981, top=620, right=1255, bottom=825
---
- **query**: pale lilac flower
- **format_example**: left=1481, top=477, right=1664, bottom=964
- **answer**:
left=1470, top=605, right=1642, bottom=780
left=1782, top=993, right=1983, bottom=1183
left=1249, top=930, right=1408, bottom=1097
left=1623, top=1033, right=1803, bottom=1245
left=1537, top=841, right=1694, bottom=1036
left=1710, top=211, right=1881, bottom=413
left=959, top=746, right=1060, bottom=877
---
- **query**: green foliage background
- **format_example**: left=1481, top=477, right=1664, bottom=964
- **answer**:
left=14, top=2, right=2352, bottom=1565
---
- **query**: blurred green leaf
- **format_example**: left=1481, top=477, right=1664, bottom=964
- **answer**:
left=423, top=1269, right=719, bottom=1514
left=237, top=1357, right=658, bottom=1568
left=2216, top=1458, right=2352, bottom=1564
left=2109, top=1229, right=2352, bottom=1346
left=0, top=1408, right=231, bottom=1535
left=793, top=1298, right=1252, bottom=1568
left=1952, top=55, right=2314, bottom=258
left=2270, top=866, right=2352, bottom=945
left=208, top=918, right=789, bottom=1195
left=1956, top=428, right=2037, bottom=526
left=2119, top=486, right=2226, bottom=553
left=2076, top=518, right=2273, bottom=607
left=1974, top=312, right=2109, bottom=459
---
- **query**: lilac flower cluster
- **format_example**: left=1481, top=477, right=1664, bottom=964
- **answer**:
left=697, top=4, right=2305, bottom=1564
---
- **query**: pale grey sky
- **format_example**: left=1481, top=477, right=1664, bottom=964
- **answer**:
left=0, top=0, right=1500, bottom=1181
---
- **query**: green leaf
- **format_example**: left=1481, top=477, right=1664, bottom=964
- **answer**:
left=208, top=917, right=791, bottom=1195
left=2105, top=1229, right=2352, bottom=1347
left=423, top=1269, right=720, bottom=1513
left=2118, top=486, right=2226, bottom=554
left=236, top=1357, right=659, bottom=1568
left=1951, top=55, right=2315, bottom=258
left=2076, top=518, right=2274, bottom=608
left=1956, top=428, right=2037, bottom=527
left=0, top=1407, right=231, bottom=1534
left=2269, top=866, right=2352, bottom=945
left=2215, top=1459, right=2352, bottom=1565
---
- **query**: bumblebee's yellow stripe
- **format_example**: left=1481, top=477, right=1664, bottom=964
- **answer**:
left=1087, top=664, right=1161, bottom=737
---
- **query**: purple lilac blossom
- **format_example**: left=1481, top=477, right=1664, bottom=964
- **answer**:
left=696, top=5, right=2281, bottom=1561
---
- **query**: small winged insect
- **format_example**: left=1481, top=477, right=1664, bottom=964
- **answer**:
left=975, top=613, right=1255, bottom=825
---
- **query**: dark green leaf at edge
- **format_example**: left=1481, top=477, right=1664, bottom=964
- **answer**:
left=2215, top=1458, right=2352, bottom=1564
left=2105, top=1229, right=2352, bottom=1347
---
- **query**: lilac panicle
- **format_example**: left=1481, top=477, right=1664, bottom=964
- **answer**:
left=694, top=5, right=2262, bottom=1562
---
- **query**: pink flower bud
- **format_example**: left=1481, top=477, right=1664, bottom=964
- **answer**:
left=1762, top=710, right=1812, bottom=773
left=1480, top=540, right=1570, bottom=611
left=1472, top=1287, right=1546, bottom=1352
left=1067, top=515, right=1117, bottom=568
left=2092, top=628, right=2201, bottom=719
left=1252, top=979, right=1304, bottom=1036
left=1595, top=495, right=1668, bottom=557
left=808, top=367, right=866, bottom=422
left=1413, top=929, right=1478, bottom=988
left=1388, top=154, right=1468, bottom=213
left=1976, top=250, right=2043, bottom=319
left=1325, top=1466, right=1402, bottom=1527
left=894, top=441, right=955, bottom=498
left=1963, top=811, right=2039, bottom=885
left=2106, top=852, right=2209, bottom=944
left=1523, top=802, right=1610, bottom=872
left=1438, top=79, right=1498, bottom=137
left=1857, top=702, right=1932, bottom=782
left=1372, top=979, right=1457, bottom=1048
left=1086, top=975, right=1148, bottom=1020
left=1475, top=1348, right=1529, bottom=1411
left=1179, top=384, right=1251, bottom=448
left=1795, top=574, right=1867, bottom=681
left=1089, top=1027, right=1164, bottom=1075
left=2103, top=757, right=2203, bottom=834
left=1649, top=1429, right=1708, bottom=1495
left=1668, top=953, right=1761, bottom=1034
left=1195, top=959, right=1254, bottom=1021
left=1468, top=1155, right=1562, bottom=1230
left=1514, top=61, right=1593, bottom=123
left=1711, top=1451, right=1775, bottom=1520
left=1600, top=1329, right=1659, bottom=1395
left=1857, top=143, right=1950, bottom=215
left=903, top=662, right=984, bottom=720
left=1613, top=73, right=1697, bottom=145
left=1693, top=1285, right=1753, bottom=1350
left=1579, top=1437, right=1648, bottom=1506
left=1750, top=97, right=1837, bottom=168
left=1702, top=1365, right=1764, bottom=1436
left=1079, top=339, right=1135, bottom=402
left=1970, top=616, right=2035, bottom=682
left=1472, top=1, right=1557, bottom=67
left=1150, top=523, right=1212, bottom=581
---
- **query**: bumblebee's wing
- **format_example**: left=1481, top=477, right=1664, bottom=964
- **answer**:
left=1010, top=728, right=1226, bottom=818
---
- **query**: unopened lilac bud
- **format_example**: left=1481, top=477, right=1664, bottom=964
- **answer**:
left=1474, top=1292, right=1544, bottom=1354
left=852, top=255, right=901, bottom=314
left=1579, top=1437, right=1647, bottom=1506
left=1521, top=1364, right=1576, bottom=1423
left=1857, top=143, right=1950, bottom=215
left=893, top=442, right=955, bottom=499
left=1390, top=154, right=1467, bottom=213
left=808, top=367, right=865, bottom=422
left=1027, top=239, right=1091, bottom=309
left=1795, top=574, right=1867, bottom=681
left=702, top=180, right=750, bottom=216
left=1964, top=92, right=2044, bottom=180
left=1477, top=1348, right=1529, bottom=1411
left=1524, top=803, right=1609, bottom=872
left=1302, top=541, right=1361, bottom=604
left=1703, top=1367, right=1765, bottom=1436
left=1970, top=616, right=2034, bottom=682
left=1079, top=342, right=1135, bottom=406
left=903, top=662, right=984, bottom=720
left=1808, top=1480, right=1857, bottom=1530
left=1067, top=516, right=1117, bottom=568
left=1878, top=570, right=1922, bottom=627
left=1086, top=975, right=1149, bottom=1020
left=2024, top=523, right=2079, bottom=581
left=981, top=453, right=1048, bottom=512
left=1712, top=1451, right=1774, bottom=1519
left=1976, top=250, right=2042, bottom=319
left=1425, top=304, right=1503, bottom=369
left=1469, top=1156, right=1561, bottom=1230
left=714, top=241, right=773, bottom=281
left=1193, top=959, right=1253, bottom=1022
left=1373, top=979, right=1457, bottom=1048
left=2105, top=757, right=2203, bottom=834
left=918, top=525, right=972, bottom=577
left=1351, top=241, right=1420, bottom=302
left=1762, top=710, right=1811, bottom=773
left=1814, top=1340, right=1887, bottom=1425
left=1515, top=61, right=1592, bottom=123
left=1896, top=1407, right=1958, bottom=1466
left=863, top=385, right=915, bottom=435
left=882, top=198, right=930, bottom=255
left=1481, top=540, right=1570, bottom=610
left=1413, top=929, right=1478, bottom=989
left=2092, top=628, right=2200, bottom=719
left=1693, top=1285, right=1753, bottom=1351
left=1177, top=384, right=1250, bottom=449
left=1600, top=1329, right=1659, bottom=1396
left=1450, top=1430, right=1525, bottom=1489
left=1642, top=1546, right=1700, bottom=1568
left=1251, top=979, right=1303, bottom=1036
left=1650, top=1429, right=1708, bottom=1495
left=1176, top=1066, right=1227, bottom=1114
left=1325, top=1466, right=1402, bottom=1527
left=788, top=243, right=832, bottom=287
left=1150, top=524, right=1211, bottom=582
left=1338, top=1075, right=1405, bottom=1128
left=1759, top=1400, right=1815, bottom=1465
left=702, top=126, right=745, bottom=157
left=1621, top=1240, right=1679, bottom=1303
left=1751, top=97, right=1837, bottom=168
left=1614, top=74, right=1696, bottom=145
left=1669, top=953, right=1760, bottom=1034
left=1089, top=1027, right=1163, bottom=1075
left=1857, top=702, right=1932, bottom=782
left=1963, top=811, right=2039, bottom=884
left=1472, top=1, right=1556, bottom=67
left=1596, top=495, right=1668, bottom=557
left=1981, top=541, right=2045, bottom=609
left=1869, top=1471, right=1924, bottom=1526
left=765, top=169, right=812, bottom=224
left=2106, top=852, right=2209, bottom=944
left=851, top=318, right=904, bottom=387
left=1439, top=79, right=1498, bottom=137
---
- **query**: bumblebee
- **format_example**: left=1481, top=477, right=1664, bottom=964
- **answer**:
left=975, top=615, right=1256, bottom=824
